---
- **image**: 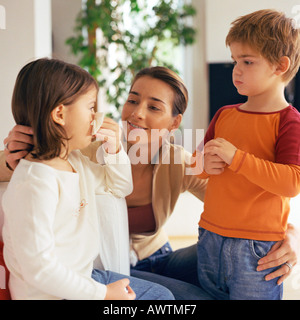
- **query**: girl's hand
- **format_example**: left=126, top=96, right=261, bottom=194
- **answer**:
left=257, top=224, right=300, bottom=284
left=4, top=125, right=34, bottom=170
left=105, top=278, right=136, bottom=300
left=95, top=118, right=121, bottom=154
left=204, top=138, right=237, bottom=165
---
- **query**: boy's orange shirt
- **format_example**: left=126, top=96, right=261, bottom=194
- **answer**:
left=197, top=104, right=300, bottom=241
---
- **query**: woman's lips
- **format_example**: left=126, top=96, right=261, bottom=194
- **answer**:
left=128, top=121, right=147, bottom=130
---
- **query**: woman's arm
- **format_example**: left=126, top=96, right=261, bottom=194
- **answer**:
left=0, top=151, right=13, bottom=182
left=182, top=149, right=207, bottom=201
left=257, top=224, right=300, bottom=284
left=3, top=125, right=34, bottom=170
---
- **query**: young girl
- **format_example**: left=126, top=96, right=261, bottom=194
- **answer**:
left=1, top=58, right=174, bottom=300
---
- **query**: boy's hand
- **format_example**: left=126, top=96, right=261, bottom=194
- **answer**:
left=204, top=138, right=237, bottom=165
left=204, top=153, right=227, bottom=175
left=95, top=118, right=121, bottom=154
left=104, top=278, right=136, bottom=300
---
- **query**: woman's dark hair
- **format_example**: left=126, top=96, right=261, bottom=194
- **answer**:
left=12, top=58, right=98, bottom=160
left=131, top=66, right=188, bottom=116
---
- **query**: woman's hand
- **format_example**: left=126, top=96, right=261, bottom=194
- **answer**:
left=104, top=278, right=136, bottom=300
left=204, top=153, right=227, bottom=175
left=95, top=118, right=121, bottom=154
left=3, top=125, right=34, bottom=170
left=257, top=224, right=300, bottom=284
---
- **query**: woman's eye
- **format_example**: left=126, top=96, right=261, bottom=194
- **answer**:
left=244, top=61, right=253, bottom=65
left=127, top=99, right=137, bottom=104
left=149, top=105, right=160, bottom=111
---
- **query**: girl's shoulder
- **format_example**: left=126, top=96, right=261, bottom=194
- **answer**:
left=12, top=159, right=75, bottom=186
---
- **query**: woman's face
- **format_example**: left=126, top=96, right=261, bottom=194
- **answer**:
left=121, top=76, right=182, bottom=147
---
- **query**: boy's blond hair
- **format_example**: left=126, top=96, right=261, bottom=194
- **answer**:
left=226, top=9, right=300, bottom=83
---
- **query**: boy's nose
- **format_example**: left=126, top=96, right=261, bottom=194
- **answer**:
left=233, top=64, right=242, bottom=76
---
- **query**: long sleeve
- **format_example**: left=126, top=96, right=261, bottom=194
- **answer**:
left=229, top=149, right=300, bottom=198
left=198, top=105, right=300, bottom=241
left=93, top=144, right=133, bottom=198
left=2, top=163, right=106, bottom=300
left=70, top=146, right=132, bottom=276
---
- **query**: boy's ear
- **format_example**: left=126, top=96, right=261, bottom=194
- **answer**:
left=51, top=104, right=66, bottom=126
left=275, top=56, right=290, bottom=76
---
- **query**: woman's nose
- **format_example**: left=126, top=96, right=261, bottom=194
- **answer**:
left=132, top=103, right=146, bottom=119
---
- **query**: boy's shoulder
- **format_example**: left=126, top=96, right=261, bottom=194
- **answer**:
left=281, top=105, right=300, bottom=115
left=279, top=105, right=300, bottom=125
left=214, top=103, right=241, bottom=116
left=210, top=103, right=241, bottom=124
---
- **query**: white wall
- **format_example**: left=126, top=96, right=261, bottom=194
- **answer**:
left=0, top=0, right=52, bottom=147
left=183, top=0, right=209, bottom=142
left=205, top=0, right=300, bottom=63
left=51, top=0, right=81, bottom=63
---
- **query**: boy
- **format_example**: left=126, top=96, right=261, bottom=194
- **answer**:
left=196, top=9, right=300, bottom=299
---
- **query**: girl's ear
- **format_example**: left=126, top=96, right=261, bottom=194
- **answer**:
left=51, top=104, right=66, bottom=126
left=275, top=56, right=290, bottom=76
left=171, top=114, right=183, bottom=131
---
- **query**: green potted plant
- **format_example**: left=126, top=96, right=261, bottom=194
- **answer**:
left=66, top=0, right=197, bottom=116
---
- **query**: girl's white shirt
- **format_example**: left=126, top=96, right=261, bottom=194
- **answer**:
left=2, top=145, right=132, bottom=300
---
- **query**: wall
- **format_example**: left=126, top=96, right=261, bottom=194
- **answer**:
left=51, top=0, right=81, bottom=63
left=183, top=0, right=209, bottom=149
left=205, top=0, right=300, bottom=63
left=0, top=0, right=52, bottom=147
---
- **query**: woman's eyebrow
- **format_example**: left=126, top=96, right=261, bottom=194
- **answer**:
left=150, top=96, right=166, bottom=105
left=129, top=91, right=140, bottom=96
left=129, top=90, right=166, bottom=105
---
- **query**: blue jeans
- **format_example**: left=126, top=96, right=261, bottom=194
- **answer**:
left=197, top=227, right=283, bottom=300
left=92, top=269, right=174, bottom=300
left=131, top=242, right=214, bottom=300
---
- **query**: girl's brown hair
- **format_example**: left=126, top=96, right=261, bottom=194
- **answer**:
left=131, top=66, right=188, bottom=116
left=226, top=9, right=300, bottom=83
left=12, top=58, right=98, bottom=160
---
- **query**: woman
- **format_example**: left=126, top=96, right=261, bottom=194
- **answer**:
left=1, top=67, right=299, bottom=299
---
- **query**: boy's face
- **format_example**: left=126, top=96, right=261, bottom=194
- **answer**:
left=230, top=42, right=279, bottom=97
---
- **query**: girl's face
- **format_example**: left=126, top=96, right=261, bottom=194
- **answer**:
left=62, top=86, right=97, bottom=152
left=121, top=76, right=182, bottom=147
